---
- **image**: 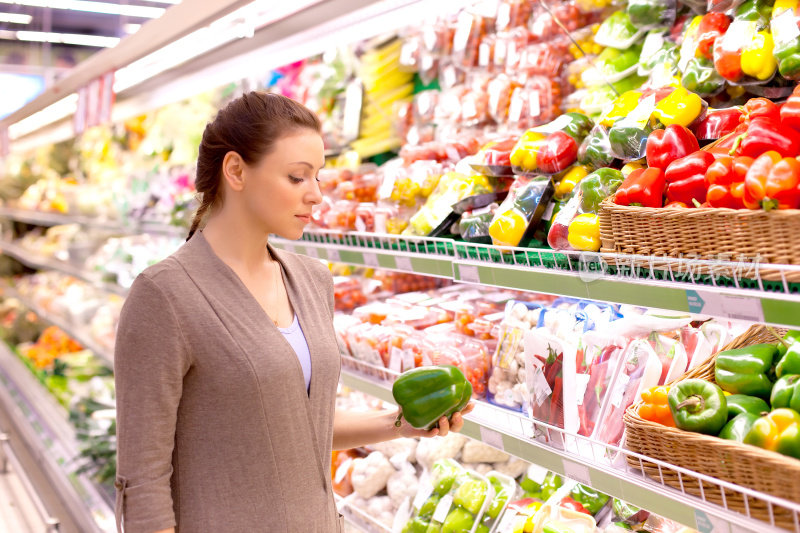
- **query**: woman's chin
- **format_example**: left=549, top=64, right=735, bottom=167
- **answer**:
left=272, top=228, right=305, bottom=241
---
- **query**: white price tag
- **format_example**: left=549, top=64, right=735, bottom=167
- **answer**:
left=496, top=510, right=518, bottom=532
left=611, top=373, right=631, bottom=409
left=305, top=246, right=318, bottom=258
left=432, top=494, right=454, bottom=522
left=640, top=31, right=665, bottom=62
left=389, top=347, right=403, bottom=373
left=402, top=349, right=415, bottom=371
left=479, top=426, right=505, bottom=451
left=520, top=419, right=535, bottom=439
left=528, top=90, right=541, bottom=118
left=530, top=367, right=552, bottom=407
left=459, top=264, right=481, bottom=284
left=689, top=290, right=765, bottom=323
left=562, top=460, right=592, bottom=486
left=575, top=373, right=591, bottom=406
left=526, top=464, right=549, bottom=485
left=773, top=8, right=800, bottom=44
left=413, top=482, right=434, bottom=510
left=327, top=248, right=340, bottom=262
left=363, top=253, right=379, bottom=267
left=396, top=256, right=413, bottom=271
left=541, top=201, right=556, bottom=222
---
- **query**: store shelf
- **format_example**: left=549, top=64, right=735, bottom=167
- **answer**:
left=0, top=239, right=129, bottom=297
left=0, top=343, right=114, bottom=532
left=339, top=357, right=800, bottom=533
left=0, top=207, right=187, bottom=238
left=336, top=494, right=392, bottom=533
left=272, top=230, right=800, bottom=329
left=2, top=286, right=114, bottom=366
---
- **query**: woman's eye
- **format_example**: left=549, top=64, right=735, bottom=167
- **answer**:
left=289, top=175, right=304, bottom=184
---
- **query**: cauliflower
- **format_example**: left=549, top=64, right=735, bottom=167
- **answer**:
left=461, top=440, right=510, bottom=463
left=370, top=437, right=418, bottom=464
left=416, top=433, right=468, bottom=470
left=386, top=456, right=419, bottom=507
left=462, top=463, right=493, bottom=476
left=351, top=451, right=395, bottom=499
left=492, top=457, right=530, bottom=478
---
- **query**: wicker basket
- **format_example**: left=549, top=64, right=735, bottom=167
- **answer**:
left=598, top=199, right=800, bottom=282
left=623, top=324, right=800, bottom=528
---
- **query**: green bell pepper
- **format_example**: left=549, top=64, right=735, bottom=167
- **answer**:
left=777, top=343, right=800, bottom=378
left=771, top=374, right=800, bottom=411
left=578, top=126, right=615, bottom=170
left=562, top=113, right=594, bottom=146
left=483, top=478, right=508, bottom=522
left=668, top=379, right=728, bottom=434
left=598, top=44, right=644, bottom=78
left=419, top=494, right=441, bottom=519
left=714, top=344, right=777, bottom=400
left=726, top=394, right=770, bottom=420
left=522, top=471, right=563, bottom=501
left=596, top=11, right=641, bottom=47
left=744, top=408, right=800, bottom=459
left=719, top=412, right=761, bottom=442
left=681, top=56, right=725, bottom=97
left=778, top=330, right=800, bottom=357
left=392, top=365, right=472, bottom=429
left=431, top=460, right=461, bottom=496
left=627, top=0, right=668, bottom=27
left=579, top=168, right=624, bottom=213
left=609, top=120, right=655, bottom=162
left=736, top=0, right=773, bottom=28
left=442, top=507, right=475, bottom=533
left=405, top=517, right=431, bottom=533
left=453, top=478, right=487, bottom=515
left=569, top=484, right=610, bottom=515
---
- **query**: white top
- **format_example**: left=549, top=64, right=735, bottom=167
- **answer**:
left=278, top=315, right=312, bottom=391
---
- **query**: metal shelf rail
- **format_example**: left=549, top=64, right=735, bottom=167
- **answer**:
left=339, top=356, right=799, bottom=533
left=0, top=343, right=115, bottom=532
left=271, top=230, right=800, bottom=328
left=0, top=207, right=187, bottom=238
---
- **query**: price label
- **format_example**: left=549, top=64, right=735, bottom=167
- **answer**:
left=575, top=373, right=591, bottom=406
left=694, top=509, right=731, bottom=533
left=526, top=464, right=549, bottom=485
left=413, top=482, right=434, bottom=510
left=611, top=373, right=631, bottom=409
left=686, top=290, right=764, bottom=323
left=327, top=248, right=340, bottom=262
left=363, top=253, right=379, bottom=267
left=773, top=8, right=800, bottom=44
left=432, top=494, right=454, bottom=522
left=528, top=90, right=541, bottom=118
left=479, top=426, right=505, bottom=451
left=305, top=247, right=318, bottom=258
left=459, top=264, right=481, bottom=284
left=562, top=460, right=592, bottom=486
left=496, top=510, right=518, bottom=532
left=389, top=347, right=403, bottom=373
left=396, top=256, right=413, bottom=271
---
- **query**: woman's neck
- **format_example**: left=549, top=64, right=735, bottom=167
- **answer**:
left=202, top=209, right=274, bottom=273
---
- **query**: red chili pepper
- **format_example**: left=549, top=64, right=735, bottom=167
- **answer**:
left=646, top=124, right=700, bottom=170
left=696, top=13, right=730, bottom=60
left=665, top=150, right=715, bottom=206
left=743, top=151, right=800, bottom=210
left=615, top=167, right=666, bottom=208
left=537, top=131, right=579, bottom=174
left=692, top=108, right=743, bottom=141
left=560, top=496, right=591, bottom=515
left=780, top=85, right=800, bottom=133
left=704, top=155, right=752, bottom=208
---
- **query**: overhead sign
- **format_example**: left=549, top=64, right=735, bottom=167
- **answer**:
left=74, top=71, right=115, bottom=135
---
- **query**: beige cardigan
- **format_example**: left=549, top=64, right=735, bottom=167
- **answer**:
left=114, top=232, right=343, bottom=533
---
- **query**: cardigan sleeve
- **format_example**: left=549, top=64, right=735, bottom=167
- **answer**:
left=114, top=273, right=190, bottom=533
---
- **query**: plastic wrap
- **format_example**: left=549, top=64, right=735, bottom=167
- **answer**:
left=713, top=9, right=777, bottom=85
left=626, top=0, right=678, bottom=29
left=583, top=42, right=644, bottom=86
left=578, top=125, right=615, bottom=170
left=488, top=176, right=555, bottom=248
left=458, top=203, right=499, bottom=244
left=594, top=10, right=647, bottom=49
left=509, top=113, right=594, bottom=175
left=507, top=78, right=562, bottom=129
left=637, top=31, right=678, bottom=76
left=771, top=0, right=800, bottom=80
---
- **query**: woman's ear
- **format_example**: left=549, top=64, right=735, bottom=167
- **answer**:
left=222, top=151, right=246, bottom=192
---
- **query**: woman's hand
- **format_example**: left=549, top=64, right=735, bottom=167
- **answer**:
left=396, top=402, right=475, bottom=439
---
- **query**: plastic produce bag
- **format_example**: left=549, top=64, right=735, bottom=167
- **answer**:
left=578, top=125, right=614, bottom=170
left=713, top=3, right=778, bottom=85
left=469, top=136, right=517, bottom=177
left=524, top=329, right=580, bottom=433
left=488, top=176, right=555, bottom=248
left=480, top=471, right=516, bottom=531
left=594, top=11, right=648, bottom=49
left=771, top=0, right=800, bottom=80
left=507, top=77, right=562, bottom=129
left=608, top=94, right=658, bottom=161
left=509, top=113, right=594, bottom=175
left=627, top=0, right=678, bottom=28
left=582, top=43, right=644, bottom=86
left=458, top=203, right=498, bottom=244
left=638, top=31, right=679, bottom=75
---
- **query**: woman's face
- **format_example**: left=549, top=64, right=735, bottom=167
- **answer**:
left=240, top=129, right=325, bottom=239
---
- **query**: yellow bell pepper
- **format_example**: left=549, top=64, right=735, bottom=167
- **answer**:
left=652, top=87, right=704, bottom=127
left=774, top=0, right=799, bottom=14
left=599, top=91, right=642, bottom=127
left=510, top=131, right=547, bottom=171
left=567, top=213, right=601, bottom=251
left=489, top=208, right=528, bottom=247
left=554, top=165, right=590, bottom=199
left=741, top=31, right=778, bottom=81
left=621, top=161, right=645, bottom=177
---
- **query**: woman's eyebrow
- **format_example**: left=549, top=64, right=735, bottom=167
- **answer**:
left=290, top=161, right=314, bottom=168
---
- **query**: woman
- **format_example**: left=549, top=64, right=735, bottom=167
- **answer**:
left=114, top=91, right=473, bottom=533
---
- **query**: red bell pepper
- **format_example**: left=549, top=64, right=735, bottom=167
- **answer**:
left=741, top=98, right=780, bottom=124
left=780, top=85, right=800, bottom=133
left=696, top=13, right=730, bottom=60
left=646, top=125, right=700, bottom=170
left=692, top=108, right=743, bottom=141
left=704, top=155, right=752, bottom=208
left=615, top=167, right=666, bottom=208
left=744, top=151, right=800, bottom=210
left=734, top=117, right=800, bottom=159
left=713, top=36, right=742, bottom=82
left=537, top=131, right=579, bottom=174
left=665, top=150, right=715, bottom=206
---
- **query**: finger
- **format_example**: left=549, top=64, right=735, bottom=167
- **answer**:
left=438, top=416, right=450, bottom=436
left=462, top=402, right=475, bottom=415
left=450, top=412, right=464, bottom=432
left=426, top=428, right=440, bottom=438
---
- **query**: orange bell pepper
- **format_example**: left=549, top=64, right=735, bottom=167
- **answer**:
left=704, top=155, right=752, bottom=209
left=638, top=386, right=676, bottom=427
left=744, top=151, right=800, bottom=210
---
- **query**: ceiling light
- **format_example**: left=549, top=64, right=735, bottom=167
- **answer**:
left=0, top=1, right=165, bottom=18
left=122, top=23, right=141, bottom=34
left=16, top=30, right=119, bottom=48
left=0, top=12, right=31, bottom=24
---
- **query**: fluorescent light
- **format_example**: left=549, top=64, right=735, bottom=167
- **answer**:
left=0, top=1, right=165, bottom=18
left=0, top=12, right=31, bottom=24
left=16, top=30, right=119, bottom=47
left=8, top=93, right=77, bottom=140
left=142, top=0, right=181, bottom=4
left=122, top=23, right=141, bottom=34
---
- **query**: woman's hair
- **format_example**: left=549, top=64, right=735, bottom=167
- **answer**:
left=187, top=91, right=322, bottom=240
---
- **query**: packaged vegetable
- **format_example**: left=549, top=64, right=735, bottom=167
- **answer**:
left=488, top=176, right=555, bottom=248
left=638, top=31, right=679, bottom=76
left=713, top=15, right=777, bottom=84
left=578, top=125, right=615, bottom=170
left=608, top=95, right=658, bottom=161
left=510, top=114, right=594, bottom=175
left=480, top=471, right=516, bottom=532
left=582, top=43, right=644, bottom=85
left=627, top=0, right=678, bottom=29
left=772, top=0, right=800, bottom=80
left=594, top=10, right=648, bottom=49
left=507, top=78, right=562, bottom=129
